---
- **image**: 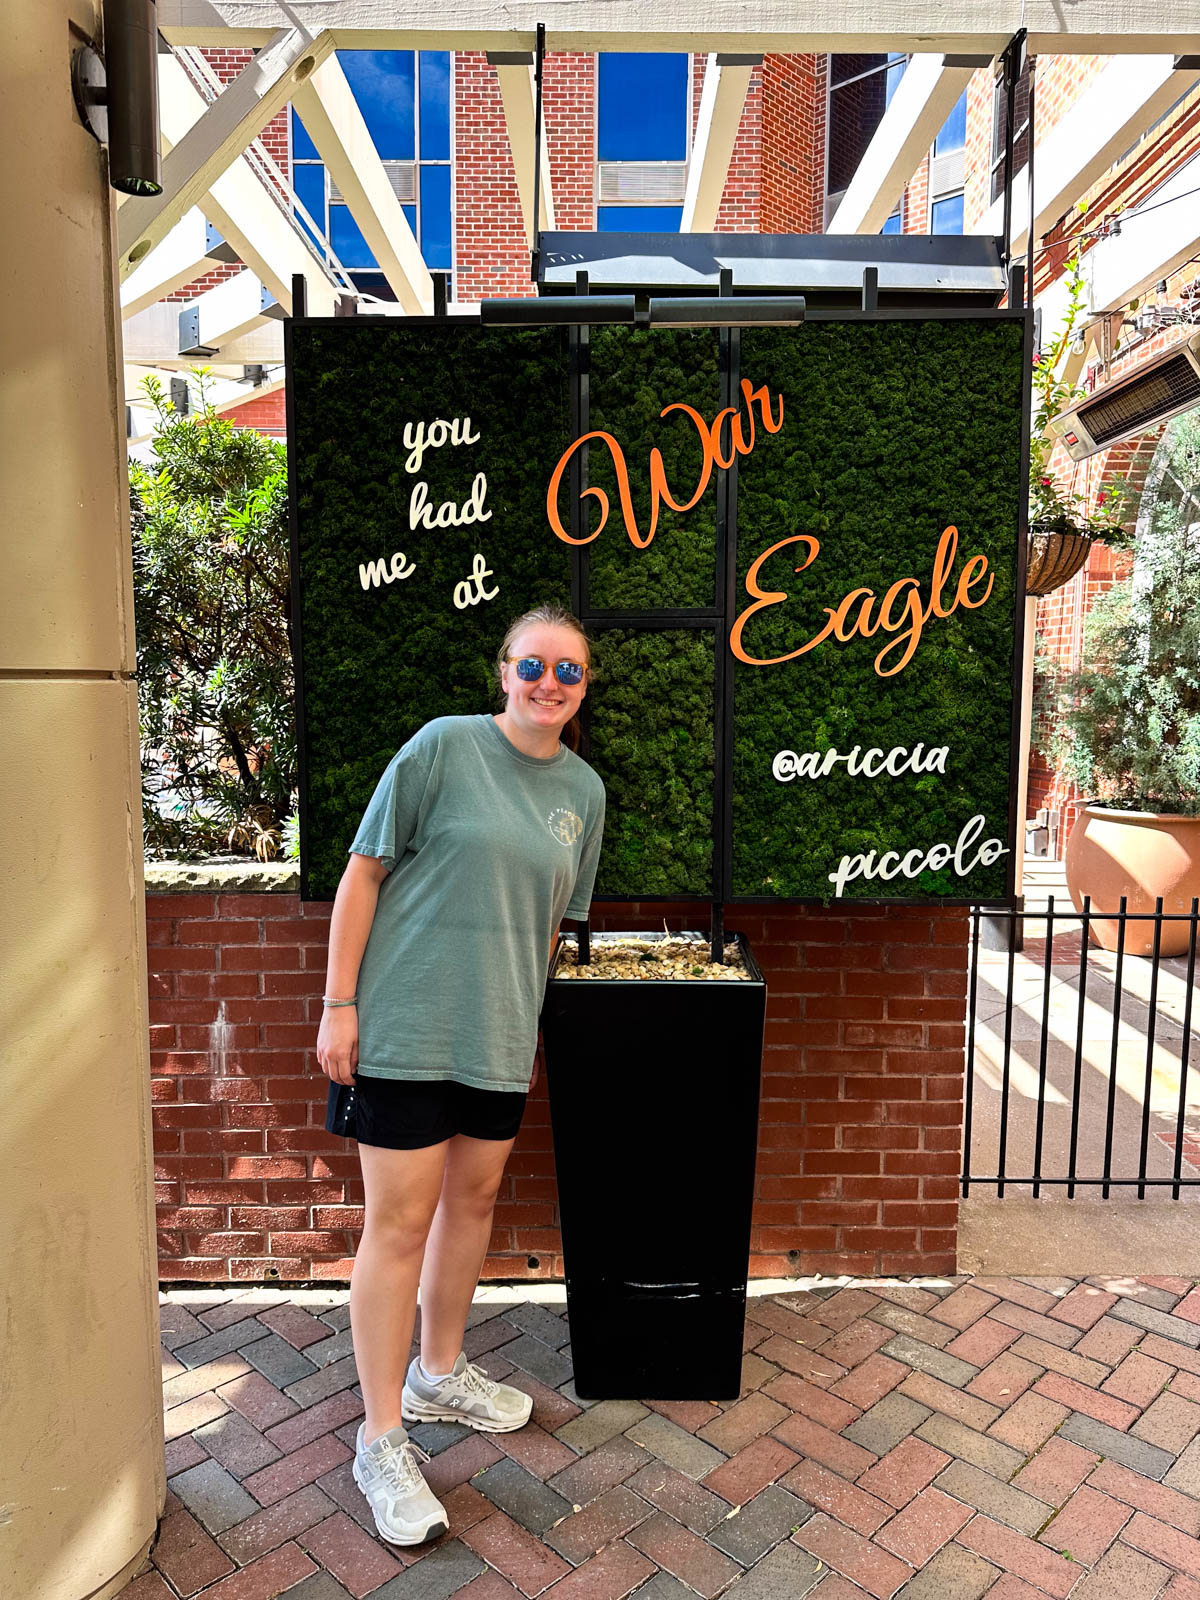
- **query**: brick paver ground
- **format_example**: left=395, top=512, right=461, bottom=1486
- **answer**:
left=124, top=1275, right=1200, bottom=1599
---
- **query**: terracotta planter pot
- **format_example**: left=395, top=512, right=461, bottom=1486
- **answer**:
left=1064, top=805, right=1200, bottom=957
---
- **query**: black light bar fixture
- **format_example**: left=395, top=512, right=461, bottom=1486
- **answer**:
left=649, top=296, right=806, bottom=327
left=480, top=294, right=805, bottom=327
left=480, top=295, right=639, bottom=325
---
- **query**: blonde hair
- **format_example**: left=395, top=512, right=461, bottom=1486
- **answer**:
left=495, top=604, right=592, bottom=754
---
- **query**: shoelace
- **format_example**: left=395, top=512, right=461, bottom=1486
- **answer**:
left=371, top=1434, right=431, bottom=1493
left=461, top=1361, right=500, bottom=1399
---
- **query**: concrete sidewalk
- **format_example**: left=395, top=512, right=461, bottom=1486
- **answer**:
left=125, top=1273, right=1200, bottom=1599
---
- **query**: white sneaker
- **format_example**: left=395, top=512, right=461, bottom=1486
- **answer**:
left=352, top=1421, right=449, bottom=1546
left=402, top=1351, right=533, bottom=1433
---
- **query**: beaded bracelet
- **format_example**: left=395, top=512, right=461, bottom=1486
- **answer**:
left=322, top=996, right=357, bottom=1007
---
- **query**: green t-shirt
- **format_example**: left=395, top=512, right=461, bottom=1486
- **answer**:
left=350, top=714, right=606, bottom=1091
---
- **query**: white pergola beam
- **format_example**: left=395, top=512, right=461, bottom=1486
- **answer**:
left=123, top=303, right=196, bottom=363
left=974, top=56, right=1200, bottom=254
left=682, top=55, right=755, bottom=233
left=291, top=56, right=435, bottom=313
left=158, top=0, right=1199, bottom=55
left=1037, top=152, right=1200, bottom=336
left=117, top=28, right=336, bottom=277
left=829, top=55, right=984, bottom=235
left=490, top=55, right=555, bottom=243
left=120, top=208, right=234, bottom=318
left=123, top=307, right=286, bottom=366
left=179, top=269, right=278, bottom=353
left=146, top=52, right=339, bottom=317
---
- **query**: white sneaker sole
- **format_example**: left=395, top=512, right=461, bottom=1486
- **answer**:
left=401, top=1392, right=533, bottom=1434
left=352, top=1456, right=449, bottom=1546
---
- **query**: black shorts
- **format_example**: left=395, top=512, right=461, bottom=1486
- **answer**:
left=352, top=1074, right=527, bottom=1150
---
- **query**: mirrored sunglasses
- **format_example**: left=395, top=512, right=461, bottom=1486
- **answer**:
left=508, top=655, right=588, bottom=687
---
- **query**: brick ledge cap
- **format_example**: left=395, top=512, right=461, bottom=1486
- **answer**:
left=145, top=858, right=299, bottom=893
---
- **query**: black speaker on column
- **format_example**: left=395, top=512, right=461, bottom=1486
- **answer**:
left=72, top=0, right=162, bottom=197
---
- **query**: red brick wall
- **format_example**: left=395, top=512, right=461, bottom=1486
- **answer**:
left=543, top=52, right=596, bottom=234
left=224, top=388, right=288, bottom=436
left=760, top=55, right=826, bottom=234
left=453, top=51, right=536, bottom=302
left=904, top=157, right=930, bottom=235
left=962, top=67, right=993, bottom=231
left=713, top=64, right=763, bottom=233
left=149, top=892, right=967, bottom=1283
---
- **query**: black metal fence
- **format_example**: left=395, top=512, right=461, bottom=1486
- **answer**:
left=962, top=896, right=1199, bottom=1199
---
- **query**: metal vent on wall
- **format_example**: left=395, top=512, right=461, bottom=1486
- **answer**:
left=1051, top=332, right=1200, bottom=458
left=329, top=161, right=416, bottom=205
left=598, top=162, right=688, bottom=204
left=929, top=149, right=965, bottom=198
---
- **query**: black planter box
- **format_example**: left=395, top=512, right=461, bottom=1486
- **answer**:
left=541, top=932, right=766, bottom=1399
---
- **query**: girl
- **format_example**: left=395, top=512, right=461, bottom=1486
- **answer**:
left=316, top=604, right=605, bottom=1546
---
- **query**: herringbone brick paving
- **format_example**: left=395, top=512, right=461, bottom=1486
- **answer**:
left=124, top=1276, right=1200, bottom=1599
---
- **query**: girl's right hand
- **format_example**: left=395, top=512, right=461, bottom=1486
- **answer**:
left=317, top=1006, right=359, bottom=1085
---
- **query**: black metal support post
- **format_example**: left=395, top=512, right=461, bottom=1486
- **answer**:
left=291, top=273, right=308, bottom=319
left=1026, top=56, right=1036, bottom=308
left=530, top=22, right=546, bottom=283
left=999, top=30, right=1026, bottom=278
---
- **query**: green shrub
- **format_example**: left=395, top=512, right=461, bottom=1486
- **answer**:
left=132, top=375, right=296, bottom=859
left=1035, top=412, right=1200, bottom=814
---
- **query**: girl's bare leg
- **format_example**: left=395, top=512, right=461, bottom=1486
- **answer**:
left=418, top=1134, right=516, bottom=1376
left=351, top=1140, right=449, bottom=1445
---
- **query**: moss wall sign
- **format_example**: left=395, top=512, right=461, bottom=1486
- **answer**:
left=288, top=312, right=1028, bottom=904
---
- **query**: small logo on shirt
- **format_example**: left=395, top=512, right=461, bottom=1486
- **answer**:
left=547, top=807, right=584, bottom=846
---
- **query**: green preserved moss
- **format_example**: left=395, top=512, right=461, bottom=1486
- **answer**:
left=587, top=629, right=715, bottom=896
left=586, top=327, right=720, bottom=610
left=731, top=320, right=1025, bottom=900
left=291, top=316, right=1025, bottom=906
left=292, top=323, right=573, bottom=898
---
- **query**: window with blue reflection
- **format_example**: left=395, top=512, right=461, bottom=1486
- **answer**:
left=881, top=212, right=902, bottom=234
left=330, top=204, right=377, bottom=269
left=885, top=54, right=906, bottom=108
left=339, top=51, right=416, bottom=160
left=597, top=54, right=688, bottom=162
left=419, top=164, right=452, bottom=268
left=935, top=92, right=967, bottom=156
left=419, top=52, right=451, bottom=160
left=292, top=162, right=326, bottom=250
left=931, top=193, right=964, bottom=234
left=827, top=54, right=908, bottom=195
left=291, top=50, right=451, bottom=272
left=597, top=205, right=684, bottom=232
left=291, top=106, right=319, bottom=161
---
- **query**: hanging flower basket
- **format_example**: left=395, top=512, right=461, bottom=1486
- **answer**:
left=1025, top=524, right=1095, bottom=597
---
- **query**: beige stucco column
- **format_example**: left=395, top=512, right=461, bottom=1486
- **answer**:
left=0, top=4, right=164, bottom=1597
